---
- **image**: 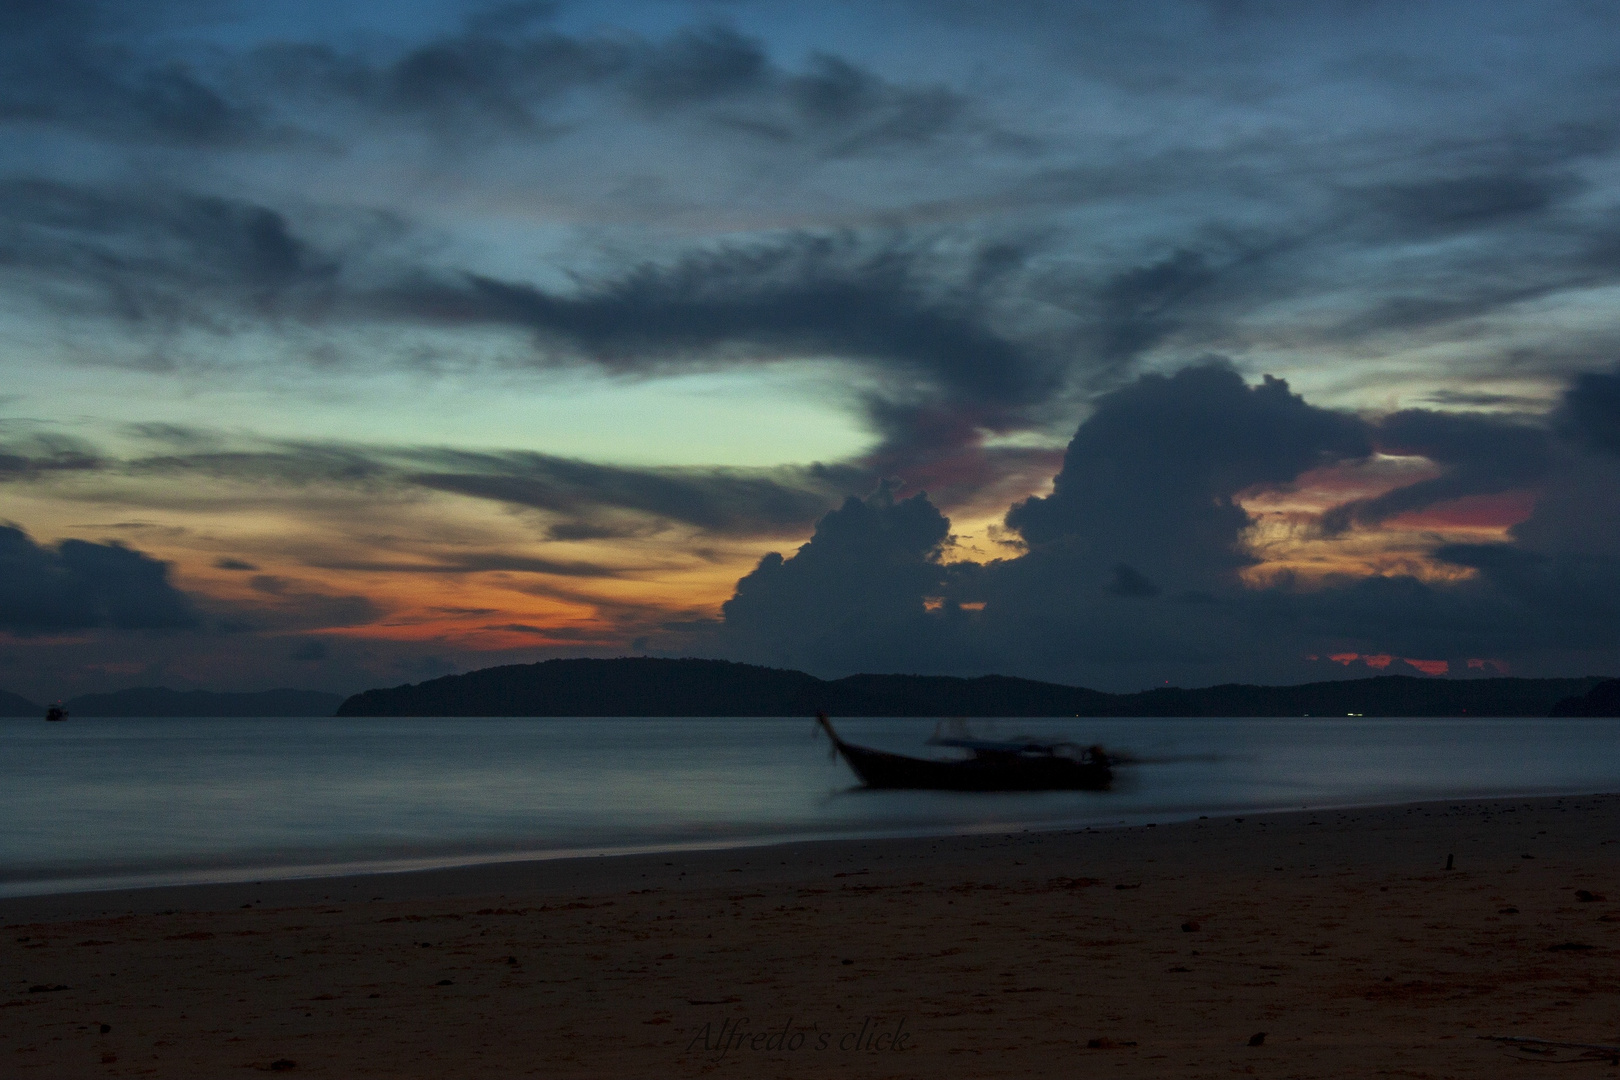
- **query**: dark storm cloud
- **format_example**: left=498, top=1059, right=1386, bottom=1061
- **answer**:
left=703, top=363, right=1620, bottom=686
left=249, top=20, right=613, bottom=135
left=1319, top=410, right=1553, bottom=534
left=397, top=233, right=1305, bottom=488
left=386, top=234, right=1078, bottom=479
left=970, top=365, right=1374, bottom=678
left=8, top=0, right=1620, bottom=398
left=1005, top=363, right=1370, bottom=584
left=407, top=450, right=870, bottom=537
left=1271, top=410, right=1620, bottom=664
left=1087, top=250, right=1219, bottom=372
left=717, top=488, right=962, bottom=670
left=1412, top=544, right=1620, bottom=655
left=0, top=168, right=1309, bottom=506
left=0, top=5, right=997, bottom=374
left=397, top=236, right=1052, bottom=406
left=110, top=433, right=870, bottom=540
left=1106, top=564, right=1161, bottom=598
left=624, top=26, right=768, bottom=111
left=0, top=0, right=262, bottom=145
left=245, top=13, right=980, bottom=154
left=781, top=53, right=966, bottom=153
left=707, top=366, right=1376, bottom=681
left=0, top=175, right=1069, bottom=488
left=0, top=524, right=198, bottom=633
left=1244, top=572, right=1532, bottom=663
left=1353, top=170, right=1581, bottom=240
left=1290, top=177, right=1620, bottom=352
left=9, top=1, right=1617, bottom=504
left=14, top=1, right=1620, bottom=692
left=0, top=178, right=348, bottom=327
left=1558, top=369, right=1620, bottom=456
left=0, top=2, right=780, bottom=149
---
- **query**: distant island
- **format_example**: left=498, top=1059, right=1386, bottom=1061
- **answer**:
left=336, top=657, right=1619, bottom=718
left=0, top=689, right=42, bottom=717
left=0, top=687, right=344, bottom=718
left=7, top=663, right=1615, bottom=718
left=1551, top=680, right=1620, bottom=717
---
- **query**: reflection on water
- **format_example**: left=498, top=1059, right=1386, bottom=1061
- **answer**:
left=1, top=715, right=1618, bottom=896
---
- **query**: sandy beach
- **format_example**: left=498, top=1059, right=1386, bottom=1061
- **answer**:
left=5, top=793, right=1620, bottom=1078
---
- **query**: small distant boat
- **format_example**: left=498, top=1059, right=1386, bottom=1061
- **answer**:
left=816, top=713, right=1112, bottom=791
left=44, top=703, right=68, bottom=722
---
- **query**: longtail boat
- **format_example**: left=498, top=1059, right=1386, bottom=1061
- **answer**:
left=816, top=713, right=1111, bottom=791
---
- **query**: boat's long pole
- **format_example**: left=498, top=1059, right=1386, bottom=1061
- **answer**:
left=814, top=713, right=845, bottom=759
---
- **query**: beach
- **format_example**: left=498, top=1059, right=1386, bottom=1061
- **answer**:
left=5, top=793, right=1620, bottom=1078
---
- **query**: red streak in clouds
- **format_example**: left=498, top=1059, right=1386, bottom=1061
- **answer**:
left=1243, top=455, right=1440, bottom=515
left=1322, top=652, right=1448, bottom=675
left=1333, top=652, right=1393, bottom=669
left=1467, top=658, right=1510, bottom=674
left=1386, top=489, right=1539, bottom=531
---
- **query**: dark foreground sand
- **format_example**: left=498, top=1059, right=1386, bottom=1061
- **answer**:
left=6, top=794, right=1620, bottom=1078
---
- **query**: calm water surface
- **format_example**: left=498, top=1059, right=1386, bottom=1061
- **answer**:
left=2, top=715, right=1618, bottom=897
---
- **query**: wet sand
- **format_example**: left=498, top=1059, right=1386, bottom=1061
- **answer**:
left=5, top=793, right=1620, bottom=1077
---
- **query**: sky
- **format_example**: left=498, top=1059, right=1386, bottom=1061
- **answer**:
left=5, top=0, right=1620, bottom=698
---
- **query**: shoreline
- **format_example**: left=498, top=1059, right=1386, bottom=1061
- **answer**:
left=3, top=784, right=1618, bottom=913
left=0, top=789, right=1613, bottom=918
left=7, top=791, right=1620, bottom=1077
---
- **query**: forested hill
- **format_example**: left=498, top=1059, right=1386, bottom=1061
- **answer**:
left=335, top=658, right=1613, bottom=718
left=0, top=689, right=41, bottom=716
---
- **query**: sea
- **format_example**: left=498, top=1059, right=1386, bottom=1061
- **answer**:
left=3, top=715, right=1618, bottom=898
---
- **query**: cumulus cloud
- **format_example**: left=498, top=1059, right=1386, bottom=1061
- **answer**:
left=717, top=487, right=961, bottom=670
left=706, top=365, right=1373, bottom=682
left=0, top=524, right=198, bottom=633
left=705, top=363, right=1620, bottom=687
left=1005, top=363, right=1370, bottom=589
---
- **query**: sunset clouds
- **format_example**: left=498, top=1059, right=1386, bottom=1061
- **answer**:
left=3, top=0, right=1620, bottom=695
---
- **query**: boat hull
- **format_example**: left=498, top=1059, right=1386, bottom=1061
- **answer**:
left=832, top=740, right=1111, bottom=792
